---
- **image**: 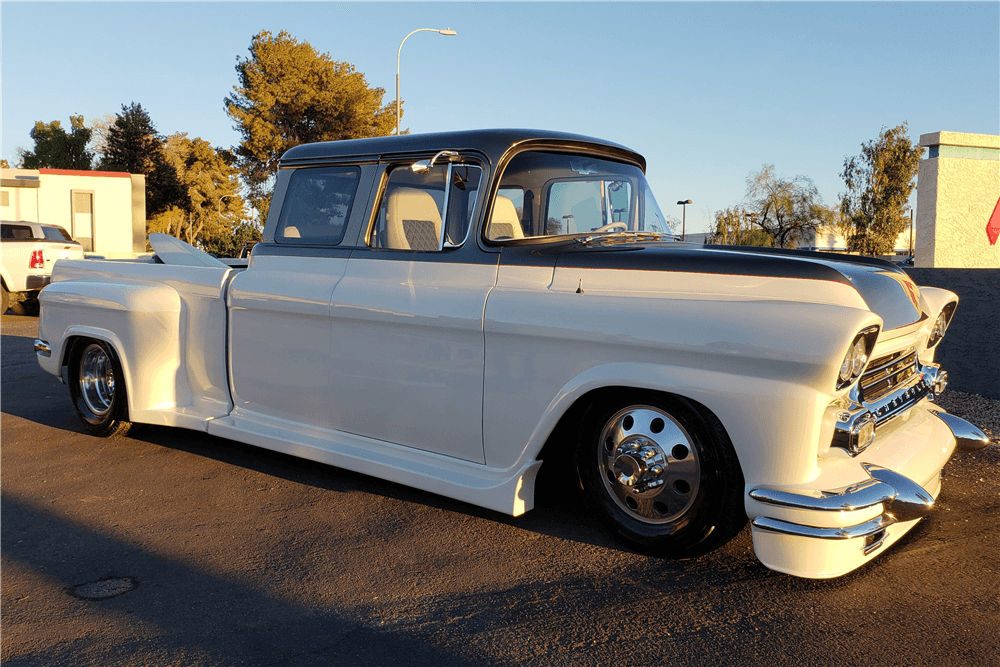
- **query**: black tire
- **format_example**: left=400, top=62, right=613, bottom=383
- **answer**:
left=9, top=300, right=28, bottom=316
left=16, top=298, right=40, bottom=317
left=68, top=339, right=132, bottom=438
left=1, top=284, right=9, bottom=314
left=575, top=392, right=746, bottom=558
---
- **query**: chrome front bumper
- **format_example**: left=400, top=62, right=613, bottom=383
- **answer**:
left=750, top=464, right=935, bottom=554
left=751, top=411, right=988, bottom=551
left=34, top=339, right=51, bottom=357
left=930, top=409, right=990, bottom=452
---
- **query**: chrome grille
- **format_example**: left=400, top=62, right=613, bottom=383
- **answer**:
left=860, top=349, right=917, bottom=403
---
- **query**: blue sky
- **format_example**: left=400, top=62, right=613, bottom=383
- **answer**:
left=2, top=2, right=997, bottom=235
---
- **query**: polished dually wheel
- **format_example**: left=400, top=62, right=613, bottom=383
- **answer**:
left=78, top=343, right=116, bottom=417
left=68, top=339, right=132, bottom=438
left=575, top=394, right=747, bottom=557
left=598, top=406, right=701, bottom=524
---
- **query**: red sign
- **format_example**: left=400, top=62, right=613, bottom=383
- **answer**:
left=988, top=195, right=1000, bottom=246
left=903, top=279, right=920, bottom=310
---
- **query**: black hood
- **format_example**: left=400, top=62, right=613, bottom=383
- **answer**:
left=507, top=241, right=924, bottom=331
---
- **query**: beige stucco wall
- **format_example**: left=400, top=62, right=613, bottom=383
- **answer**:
left=3, top=168, right=145, bottom=259
left=1, top=169, right=41, bottom=222
left=916, top=132, right=1000, bottom=268
left=38, top=172, right=133, bottom=258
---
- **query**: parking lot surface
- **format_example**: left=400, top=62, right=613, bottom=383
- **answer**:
left=3, top=313, right=999, bottom=666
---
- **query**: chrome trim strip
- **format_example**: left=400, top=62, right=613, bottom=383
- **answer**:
left=865, top=372, right=932, bottom=424
left=930, top=410, right=990, bottom=452
left=752, top=514, right=893, bottom=540
left=860, top=348, right=917, bottom=402
left=33, top=339, right=51, bottom=357
left=862, top=464, right=935, bottom=522
left=749, top=477, right=893, bottom=512
left=750, top=465, right=935, bottom=546
left=749, top=464, right=934, bottom=519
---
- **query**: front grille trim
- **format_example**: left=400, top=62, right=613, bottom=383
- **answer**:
left=860, top=349, right=918, bottom=403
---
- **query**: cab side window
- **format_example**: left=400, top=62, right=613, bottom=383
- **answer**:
left=2, top=224, right=33, bottom=240
left=368, top=163, right=482, bottom=251
left=275, top=166, right=361, bottom=245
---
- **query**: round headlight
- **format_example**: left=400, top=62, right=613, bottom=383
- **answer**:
left=928, top=311, right=948, bottom=347
left=840, top=337, right=868, bottom=383
left=850, top=337, right=868, bottom=377
left=839, top=353, right=853, bottom=383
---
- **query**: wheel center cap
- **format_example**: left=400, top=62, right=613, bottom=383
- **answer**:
left=612, top=438, right=668, bottom=493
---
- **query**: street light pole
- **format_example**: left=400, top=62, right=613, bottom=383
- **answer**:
left=677, top=199, right=692, bottom=241
left=396, top=28, right=457, bottom=136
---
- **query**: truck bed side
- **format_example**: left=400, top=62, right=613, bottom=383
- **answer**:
left=37, top=258, right=237, bottom=430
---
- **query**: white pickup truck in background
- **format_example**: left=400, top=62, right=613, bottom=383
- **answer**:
left=2, top=221, right=84, bottom=315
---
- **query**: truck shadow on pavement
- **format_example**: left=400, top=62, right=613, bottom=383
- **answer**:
left=0, top=493, right=499, bottom=667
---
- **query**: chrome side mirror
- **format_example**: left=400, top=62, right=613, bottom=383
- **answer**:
left=411, top=150, right=459, bottom=174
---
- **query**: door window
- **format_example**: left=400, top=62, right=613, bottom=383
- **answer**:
left=368, top=162, right=483, bottom=251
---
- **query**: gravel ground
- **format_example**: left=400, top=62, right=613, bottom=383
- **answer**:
left=936, top=389, right=1000, bottom=446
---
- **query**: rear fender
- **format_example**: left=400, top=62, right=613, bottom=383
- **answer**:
left=39, top=281, right=185, bottom=422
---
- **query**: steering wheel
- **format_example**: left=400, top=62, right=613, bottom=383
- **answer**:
left=591, top=222, right=628, bottom=233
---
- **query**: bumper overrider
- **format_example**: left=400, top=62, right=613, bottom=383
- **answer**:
left=748, top=364, right=989, bottom=578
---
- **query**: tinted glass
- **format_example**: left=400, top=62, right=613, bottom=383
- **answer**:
left=1, top=224, right=33, bottom=240
left=275, top=167, right=361, bottom=244
left=43, top=225, right=75, bottom=242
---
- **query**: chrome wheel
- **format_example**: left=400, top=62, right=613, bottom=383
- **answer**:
left=597, top=405, right=701, bottom=524
left=78, top=343, right=116, bottom=417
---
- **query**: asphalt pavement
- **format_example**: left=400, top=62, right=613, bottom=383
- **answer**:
left=2, top=313, right=999, bottom=667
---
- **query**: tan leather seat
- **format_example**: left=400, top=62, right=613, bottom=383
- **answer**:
left=386, top=188, right=442, bottom=250
left=486, top=195, right=524, bottom=240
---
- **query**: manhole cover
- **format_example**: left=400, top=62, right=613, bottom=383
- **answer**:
left=69, top=576, right=138, bottom=600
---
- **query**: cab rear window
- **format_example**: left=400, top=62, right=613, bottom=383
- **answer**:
left=275, top=167, right=361, bottom=245
left=42, top=226, right=75, bottom=242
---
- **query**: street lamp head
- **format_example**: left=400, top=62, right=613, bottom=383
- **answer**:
left=677, top=199, right=692, bottom=205
left=397, top=28, right=459, bottom=135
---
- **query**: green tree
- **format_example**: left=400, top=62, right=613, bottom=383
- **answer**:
left=225, top=30, right=396, bottom=218
left=99, top=103, right=186, bottom=216
left=839, top=123, right=924, bottom=256
left=201, top=220, right=262, bottom=258
left=19, top=116, right=93, bottom=169
left=148, top=133, right=250, bottom=254
left=745, top=164, right=833, bottom=248
left=709, top=206, right=774, bottom=246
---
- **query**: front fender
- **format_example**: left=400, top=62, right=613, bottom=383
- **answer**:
left=512, top=361, right=834, bottom=488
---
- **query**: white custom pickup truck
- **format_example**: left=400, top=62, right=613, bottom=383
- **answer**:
left=2, top=221, right=84, bottom=314
left=34, top=130, right=990, bottom=578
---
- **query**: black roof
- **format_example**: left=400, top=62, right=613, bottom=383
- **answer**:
left=279, top=129, right=646, bottom=171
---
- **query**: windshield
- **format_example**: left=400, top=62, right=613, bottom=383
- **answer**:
left=485, top=151, right=672, bottom=241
